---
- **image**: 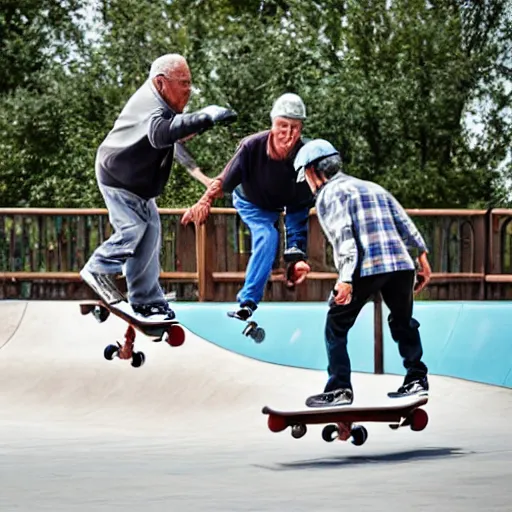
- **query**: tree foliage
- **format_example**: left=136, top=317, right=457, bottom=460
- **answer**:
left=0, top=0, right=510, bottom=208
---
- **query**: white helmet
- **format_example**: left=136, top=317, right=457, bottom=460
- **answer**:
left=270, top=93, right=306, bottom=121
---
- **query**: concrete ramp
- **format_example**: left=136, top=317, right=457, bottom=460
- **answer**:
left=0, top=301, right=511, bottom=512
left=0, top=300, right=27, bottom=349
left=0, top=301, right=322, bottom=433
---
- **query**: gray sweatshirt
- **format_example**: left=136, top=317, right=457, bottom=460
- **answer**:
left=96, top=79, right=210, bottom=199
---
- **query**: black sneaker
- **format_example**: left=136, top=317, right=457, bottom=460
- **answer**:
left=283, top=247, right=306, bottom=262
left=388, top=376, right=429, bottom=398
left=132, top=302, right=176, bottom=320
left=305, top=388, right=353, bottom=408
left=228, top=304, right=254, bottom=321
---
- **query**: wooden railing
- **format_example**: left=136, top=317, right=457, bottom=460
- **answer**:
left=2, top=207, right=512, bottom=302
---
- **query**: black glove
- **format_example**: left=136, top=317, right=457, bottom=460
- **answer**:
left=197, top=105, right=237, bottom=126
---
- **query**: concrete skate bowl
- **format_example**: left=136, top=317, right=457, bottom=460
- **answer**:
left=0, top=300, right=511, bottom=512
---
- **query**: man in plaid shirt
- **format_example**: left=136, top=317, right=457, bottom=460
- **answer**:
left=290, top=139, right=432, bottom=407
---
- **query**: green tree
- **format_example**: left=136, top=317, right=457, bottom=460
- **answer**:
left=0, top=0, right=89, bottom=206
left=0, top=0, right=510, bottom=209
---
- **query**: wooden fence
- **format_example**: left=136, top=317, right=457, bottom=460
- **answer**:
left=1, top=207, right=512, bottom=302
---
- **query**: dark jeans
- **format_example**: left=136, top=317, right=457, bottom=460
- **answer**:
left=324, top=270, right=428, bottom=392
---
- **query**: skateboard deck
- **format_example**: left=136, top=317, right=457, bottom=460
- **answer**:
left=227, top=310, right=265, bottom=343
left=262, top=395, right=428, bottom=445
left=80, top=298, right=182, bottom=336
left=79, top=297, right=185, bottom=368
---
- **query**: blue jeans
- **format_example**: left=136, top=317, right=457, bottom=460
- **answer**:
left=233, top=191, right=309, bottom=308
left=83, top=184, right=165, bottom=307
left=284, top=209, right=309, bottom=256
left=233, top=192, right=280, bottom=308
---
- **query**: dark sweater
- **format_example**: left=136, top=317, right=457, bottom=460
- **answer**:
left=219, top=131, right=313, bottom=213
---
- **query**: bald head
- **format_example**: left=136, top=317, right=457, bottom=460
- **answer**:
left=150, top=53, right=192, bottom=113
left=149, top=54, right=188, bottom=80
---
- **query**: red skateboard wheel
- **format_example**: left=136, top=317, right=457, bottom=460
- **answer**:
left=167, top=325, right=185, bottom=347
left=268, top=414, right=287, bottom=433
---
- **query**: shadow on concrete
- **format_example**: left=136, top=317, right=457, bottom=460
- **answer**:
left=256, top=447, right=472, bottom=471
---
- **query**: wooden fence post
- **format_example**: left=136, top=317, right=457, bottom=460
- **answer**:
left=373, top=293, right=384, bottom=374
left=195, top=218, right=216, bottom=302
left=196, top=223, right=206, bottom=301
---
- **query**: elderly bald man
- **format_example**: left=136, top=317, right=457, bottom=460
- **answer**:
left=81, top=53, right=236, bottom=320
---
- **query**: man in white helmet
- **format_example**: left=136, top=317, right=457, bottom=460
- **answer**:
left=181, top=93, right=313, bottom=320
left=292, top=138, right=432, bottom=406
left=80, top=53, right=237, bottom=320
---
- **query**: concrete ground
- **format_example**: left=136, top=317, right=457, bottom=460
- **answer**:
left=0, top=301, right=511, bottom=511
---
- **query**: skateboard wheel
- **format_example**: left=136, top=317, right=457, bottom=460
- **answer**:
left=104, top=344, right=119, bottom=361
left=322, top=424, right=339, bottom=442
left=351, top=425, right=368, bottom=446
left=267, top=414, right=287, bottom=433
left=80, top=304, right=94, bottom=315
left=166, top=325, right=185, bottom=347
left=410, top=408, right=428, bottom=431
left=251, top=327, right=265, bottom=344
left=131, top=351, right=145, bottom=368
left=93, top=306, right=110, bottom=323
left=291, top=424, right=307, bottom=439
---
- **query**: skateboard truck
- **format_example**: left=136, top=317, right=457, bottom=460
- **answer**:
left=104, top=325, right=146, bottom=368
left=228, top=311, right=266, bottom=343
left=321, top=423, right=368, bottom=445
left=287, top=420, right=367, bottom=445
left=242, top=321, right=265, bottom=343
left=102, top=322, right=185, bottom=368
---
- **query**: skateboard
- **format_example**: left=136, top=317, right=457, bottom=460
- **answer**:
left=79, top=296, right=185, bottom=368
left=261, top=395, right=428, bottom=446
left=227, top=310, right=265, bottom=343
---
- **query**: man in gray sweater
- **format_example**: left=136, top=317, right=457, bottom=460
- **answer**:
left=80, top=53, right=236, bottom=320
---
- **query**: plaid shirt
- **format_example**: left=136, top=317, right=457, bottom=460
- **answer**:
left=315, top=173, right=428, bottom=283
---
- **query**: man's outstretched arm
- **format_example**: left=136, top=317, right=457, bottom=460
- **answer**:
left=148, top=105, right=237, bottom=150
left=174, top=142, right=213, bottom=188
left=181, top=140, right=248, bottom=226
